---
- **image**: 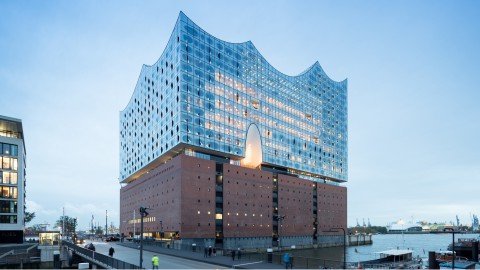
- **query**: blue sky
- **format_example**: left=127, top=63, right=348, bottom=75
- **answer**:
left=1, top=1, right=479, bottom=230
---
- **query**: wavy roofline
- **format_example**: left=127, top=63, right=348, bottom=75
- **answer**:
left=120, top=13, right=182, bottom=113
left=121, top=11, right=347, bottom=113
left=179, top=11, right=347, bottom=84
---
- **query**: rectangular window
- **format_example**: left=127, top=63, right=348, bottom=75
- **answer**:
left=0, top=215, right=17, bottom=224
left=11, top=145, right=18, bottom=156
left=10, top=172, right=17, bottom=185
left=1, top=186, right=10, bottom=198
left=11, top=187, right=17, bottom=199
left=2, top=157, right=11, bottom=169
left=12, top=158, right=18, bottom=171
left=3, top=172, right=10, bottom=184
left=0, top=201, right=16, bottom=213
left=0, top=187, right=17, bottom=199
left=2, top=143, right=10, bottom=155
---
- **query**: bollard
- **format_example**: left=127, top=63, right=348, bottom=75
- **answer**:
left=53, top=250, right=61, bottom=269
left=78, top=262, right=89, bottom=269
left=267, top=248, right=273, bottom=263
left=428, top=251, right=438, bottom=269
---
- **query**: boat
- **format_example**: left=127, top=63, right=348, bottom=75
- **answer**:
left=438, top=261, right=477, bottom=269
left=358, top=249, right=423, bottom=269
left=447, top=237, right=480, bottom=261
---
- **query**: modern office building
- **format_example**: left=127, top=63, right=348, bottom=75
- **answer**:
left=0, top=115, right=26, bottom=243
left=120, top=12, right=347, bottom=249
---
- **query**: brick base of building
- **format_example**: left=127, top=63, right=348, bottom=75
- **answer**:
left=120, top=154, right=347, bottom=250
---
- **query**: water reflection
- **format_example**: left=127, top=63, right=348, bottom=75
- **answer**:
left=286, top=233, right=480, bottom=263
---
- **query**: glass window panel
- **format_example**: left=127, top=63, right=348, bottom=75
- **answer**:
left=2, top=157, right=10, bottom=169
left=10, top=172, right=17, bottom=185
left=12, top=158, right=17, bottom=171
left=1, top=187, right=10, bottom=198
left=3, top=144, right=10, bottom=155
left=12, top=187, right=17, bottom=199
left=11, top=145, right=18, bottom=156
left=4, top=172, right=10, bottom=184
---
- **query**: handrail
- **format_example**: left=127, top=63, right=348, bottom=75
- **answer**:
left=0, top=250, right=14, bottom=259
left=26, top=244, right=38, bottom=252
left=62, top=240, right=140, bottom=269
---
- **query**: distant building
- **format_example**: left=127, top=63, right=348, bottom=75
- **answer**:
left=387, top=223, right=423, bottom=233
left=119, top=12, right=348, bottom=249
left=0, top=115, right=26, bottom=243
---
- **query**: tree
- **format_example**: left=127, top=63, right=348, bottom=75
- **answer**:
left=25, top=212, right=35, bottom=224
left=95, top=226, right=104, bottom=235
left=56, top=216, right=77, bottom=237
left=25, top=224, right=44, bottom=235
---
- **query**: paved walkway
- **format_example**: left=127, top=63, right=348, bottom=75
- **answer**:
left=85, top=240, right=226, bottom=269
left=118, top=242, right=283, bottom=269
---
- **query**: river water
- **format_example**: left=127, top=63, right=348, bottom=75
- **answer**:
left=287, top=233, right=480, bottom=263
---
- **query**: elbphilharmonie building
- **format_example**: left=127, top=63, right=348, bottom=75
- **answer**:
left=120, top=12, right=347, bottom=249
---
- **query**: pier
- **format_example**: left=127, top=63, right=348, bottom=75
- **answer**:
left=348, top=234, right=373, bottom=246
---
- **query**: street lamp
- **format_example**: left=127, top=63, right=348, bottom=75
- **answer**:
left=274, top=215, right=285, bottom=251
left=324, top=227, right=346, bottom=269
left=139, top=206, right=150, bottom=268
left=444, top=228, right=459, bottom=269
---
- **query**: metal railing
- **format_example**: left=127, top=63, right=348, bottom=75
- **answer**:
left=270, top=253, right=344, bottom=269
left=62, top=240, right=140, bottom=269
left=0, top=244, right=39, bottom=265
left=121, top=240, right=349, bottom=269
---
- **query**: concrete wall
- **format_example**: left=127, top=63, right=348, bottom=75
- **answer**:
left=318, top=234, right=344, bottom=247
left=280, top=236, right=314, bottom=247
left=224, top=236, right=273, bottom=250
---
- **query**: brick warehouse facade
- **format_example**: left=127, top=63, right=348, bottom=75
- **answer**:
left=119, top=12, right=348, bottom=249
left=120, top=154, right=347, bottom=249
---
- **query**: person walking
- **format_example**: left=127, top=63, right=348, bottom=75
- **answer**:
left=208, top=246, right=212, bottom=257
left=87, top=243, right=95, bottom=252
left=213, top=247, right=216, bottom=257
left=283, top=252, right=292, bottom=269
left=204, top=247, right=208, bottom=258
left=237, top=248, right=242, bottom=260
left=231, top=250, right=236, bottom=261
left=108, top=246, right=115, bottom=257
left=152, top=254, right=159, bottom=269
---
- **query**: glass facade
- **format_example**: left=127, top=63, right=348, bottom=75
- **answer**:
left=120, top=12, right=347, bottom=183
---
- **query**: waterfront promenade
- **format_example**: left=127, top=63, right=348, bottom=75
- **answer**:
left=85, top=240, right=225, bottom=269
left=89, top=240, right=281, bottom=269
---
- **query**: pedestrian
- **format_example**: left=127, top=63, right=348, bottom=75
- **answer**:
left=283, top=252, right=292, bottom=269
left=87, top=243, right=95, bottom=252
left=108, top=246, right=115, bottom=257
left=152, top=254, right=159, bottom=269
left=213, top=247, right=216, bottom=257
left=237, top=248, right=241, bottom=260
left=231, top=250, right=236, bottom=261
left=208, top=246, right=212, bottom=257
left=204, top=247, right=208, bottom=258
